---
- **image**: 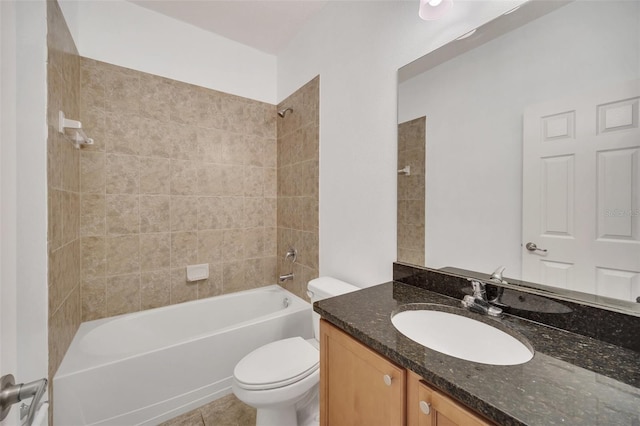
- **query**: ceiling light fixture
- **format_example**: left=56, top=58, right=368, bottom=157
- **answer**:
left=419, top=0, right=453, bottom=21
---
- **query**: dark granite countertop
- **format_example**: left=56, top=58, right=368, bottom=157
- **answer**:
left=314, top=281, right=640, bottom=426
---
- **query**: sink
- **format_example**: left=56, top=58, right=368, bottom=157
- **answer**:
left=391, top=306, right=534, bottom=365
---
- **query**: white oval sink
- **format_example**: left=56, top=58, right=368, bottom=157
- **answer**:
left=391, top=308, right=533, bottom=365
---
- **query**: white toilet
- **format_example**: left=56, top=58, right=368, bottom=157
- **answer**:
left=232, top=277, right=360, bottom=426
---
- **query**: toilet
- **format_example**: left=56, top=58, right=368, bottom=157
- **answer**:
left=232, top=277, right=360, bottom=426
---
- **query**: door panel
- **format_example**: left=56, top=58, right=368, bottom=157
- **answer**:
left=523, top=80, right=640, bottom=301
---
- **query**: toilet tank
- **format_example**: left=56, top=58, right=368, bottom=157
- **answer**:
left=308, top=277, right=360, bottom=340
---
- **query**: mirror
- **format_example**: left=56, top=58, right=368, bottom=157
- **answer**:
left=397, top=0, right=640, bottom=311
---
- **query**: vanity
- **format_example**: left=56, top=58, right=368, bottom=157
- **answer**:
left=314, top=266, right=640, bottom=425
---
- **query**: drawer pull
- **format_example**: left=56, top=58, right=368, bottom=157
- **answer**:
left=419, top=401, right=431, bottom=415
left=383, top=375, right=392, bottom=386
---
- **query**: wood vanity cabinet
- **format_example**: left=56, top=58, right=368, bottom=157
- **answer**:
left=407, top=371, right=492, bottom=426
left=320, top=320, right=493, bottom=426
left=320, top=319, right=406, bottom=426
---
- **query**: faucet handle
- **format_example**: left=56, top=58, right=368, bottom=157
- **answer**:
left=469, top=280, right=486, bottom=299
left=489, top=266, right=507, bottom=284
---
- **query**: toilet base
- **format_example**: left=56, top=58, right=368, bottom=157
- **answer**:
left=256, top=406, right=297, bottom=426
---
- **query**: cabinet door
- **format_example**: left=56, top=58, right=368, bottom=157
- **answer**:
left=320, top=320, right=406, bottom=426
left=407, top=371, right=492, bottom=426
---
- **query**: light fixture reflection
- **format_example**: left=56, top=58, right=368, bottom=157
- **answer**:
left=419, top=0, right=453, bottom=21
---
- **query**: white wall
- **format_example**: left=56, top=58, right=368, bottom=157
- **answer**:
left=277, top=1, right=522, bottom=287
left=59, top=0, right=278, bottom=104
left=398, top=1, right=639, bottom=279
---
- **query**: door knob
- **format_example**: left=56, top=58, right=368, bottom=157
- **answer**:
left=525, top=242, right=547, bottom=253
left=383, top=375, right=392, bottom=386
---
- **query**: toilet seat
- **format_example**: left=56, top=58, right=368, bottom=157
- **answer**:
left=234, top=337, right=319, bottom=391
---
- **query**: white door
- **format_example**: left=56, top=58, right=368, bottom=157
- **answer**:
left=1, top=1, right=20, bottom=425
left=523, top=80, right=640, bottom=302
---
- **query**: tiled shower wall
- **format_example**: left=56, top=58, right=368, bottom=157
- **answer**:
left=79, top=58, right=278, bottom=320
left=397, top=117, right=425, bottom=266
left=276, top=77, right=320, bottom=301
left=47, top=0, right=82, bottom=399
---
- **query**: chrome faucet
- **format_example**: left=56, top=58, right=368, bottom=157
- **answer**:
left=278, top=247, right=297, bottom=282
left=489, top=265, right=507, bottom=284
left=462, top=280, right=503, bottom=317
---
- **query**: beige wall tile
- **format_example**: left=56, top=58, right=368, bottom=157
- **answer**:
left=197, top=230, right=223, bottom=264
left=244, top=134, right=264, bottom=166
left=219, top=132, right=245, bottom=165
left=80, top=58, right=105, bottom=111
left=264, top=198, right=277, bottom=229
left=81, top=276, right=106, bottom=321
left=171, top=196, right=198, bottom=232
left=141, top=270, right=171, bottom=309
left=244, top=228, right=265, bottom=259
left=78, top=58, right=281, bottom=324
left=243, top=166, right=264, bottom=197
left=49, top=287, right=81, bottom=379
left=81, top=236, right=106, bottom=278
left=264, top=167, right=277, bottom=198
left=168, top=82, right=200, bottom=126
left=196, top=128, right=222, bottom=164
left=81, top=193, right=105, bottom=236
left=140, top=157, right=171, bottom=194
left=80, top=151, right=105, bottom=193
left=48, top=240, right=80, bottom=315
left=104, top=67, right=141, bottom=114
left=222, top=229, right=244, bottom=262
left=139, top=118, right=173, bottom=158
left=106, top=273, right=140, bottom=316
left=48, top=128, right=63, bottom=190
left=170, top=123, right=199, bottom=161
left=222, top=261, right=245, bottom=294
left=197, top=164, right=243, bottom=196
left=61, top=142, right=80, bottom=192
left=171, top=232, right=198, bottom=267
left=49, top=189, right=63, bottom=251
left=244, top=197, right=264, bottom=229
left=62, top=191, right=80, bottom=245
left=106, top=235, right=140, bottom=275
left=106, top=153, right=139, bottom=194
left=139, top=74, right=172, bottom=122
left=105, top=112, right=140, bottom=155
left=140, top=195, right=170, bottom=233
left=244, top=258, right=263, bottom=286
left=197, top=263, right=223, bottom=299
left=170, top=159, right=198, bottom=195
left=197, top=197, right=243, bottom=230
left=79, top=106, right=106, bottom=152
left=264, top=227, right=277, bottom=257
left=277, top=77, right=319, bottom=289
left=170, top=268, right=198, bottom=304
left=106, top=194, right=139, bottom=234
left=140, top=233, right=170, bottom=271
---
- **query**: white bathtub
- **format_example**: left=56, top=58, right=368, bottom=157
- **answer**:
left=53, top=285, right=313, bottom=425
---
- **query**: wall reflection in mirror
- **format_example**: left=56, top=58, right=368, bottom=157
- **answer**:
left=397, top=0, right=640, bottom=307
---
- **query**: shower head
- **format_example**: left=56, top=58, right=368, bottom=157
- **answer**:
left=278, top=107, right=293, bottom=118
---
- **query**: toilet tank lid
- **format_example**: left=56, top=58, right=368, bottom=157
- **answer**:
left=308, top=277, right=360, bottom=301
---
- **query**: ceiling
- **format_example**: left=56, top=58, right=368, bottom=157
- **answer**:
left=129, top=0, right=329, bottom=55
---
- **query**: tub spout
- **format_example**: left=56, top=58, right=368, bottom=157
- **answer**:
left=279, top=273, right=294, bottom=282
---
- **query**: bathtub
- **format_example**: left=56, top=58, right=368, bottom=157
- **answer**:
left=53, top=285, right=313, bottom=425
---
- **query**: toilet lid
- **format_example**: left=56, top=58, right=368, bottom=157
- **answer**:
left=234, top=337, right=319, bottom=390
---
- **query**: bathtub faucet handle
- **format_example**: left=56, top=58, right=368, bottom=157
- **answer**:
left=284, top=247, right=297, bottom=263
